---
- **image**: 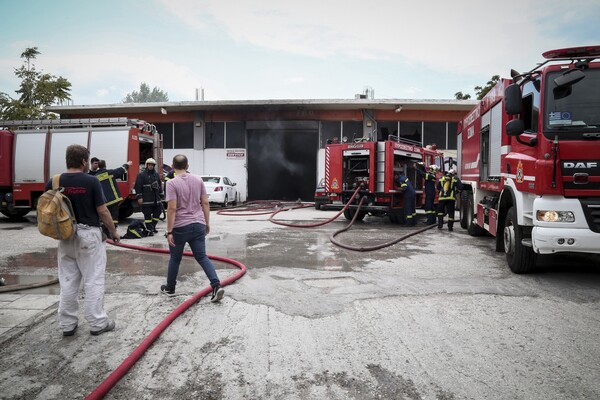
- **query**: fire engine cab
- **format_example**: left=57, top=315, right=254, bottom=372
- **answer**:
left=0, top=118, right=162, bottom=220
left=457, top=45, right=600, bottom=273
left=325, top=135, right=444, bottom=223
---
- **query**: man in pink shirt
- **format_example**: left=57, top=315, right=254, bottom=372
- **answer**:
left=160, top=154, right=224, bottom=302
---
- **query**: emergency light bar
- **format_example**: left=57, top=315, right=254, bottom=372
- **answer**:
left=542, top=45, right=600, bottom=60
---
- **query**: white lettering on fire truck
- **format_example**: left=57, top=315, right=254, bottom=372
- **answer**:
left=564, top=161, right=597, bottom=168
left=347, top=144, right=364, bottom=149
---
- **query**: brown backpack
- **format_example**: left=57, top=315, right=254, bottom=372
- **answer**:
left=37, top=174, right=77, bottom=240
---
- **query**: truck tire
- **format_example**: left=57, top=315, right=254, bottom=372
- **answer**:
left=118, top=202, right=134, bottom=220
left=461, top=191, right=485, bottom=236
left=503, top=206, right=537, bottom=274
left=1, top=208, right=31, bottom=219
left=344, top=208, right=366, bottom=222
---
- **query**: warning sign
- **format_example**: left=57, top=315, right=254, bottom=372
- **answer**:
left=226, top=150, right=245, bottom=159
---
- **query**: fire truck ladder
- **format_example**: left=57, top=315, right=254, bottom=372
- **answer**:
left=0, top=117, right=154, bottom=132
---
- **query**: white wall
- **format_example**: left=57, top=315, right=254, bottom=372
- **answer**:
left=164, top=148, right=248, bottom=202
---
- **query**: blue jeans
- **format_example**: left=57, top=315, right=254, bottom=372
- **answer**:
left=166, top=223, right=220, bottom=290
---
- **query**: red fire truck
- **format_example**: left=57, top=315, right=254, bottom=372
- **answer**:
left=457, top=45, right=600, bottom=273
left=0, top=118, right=163, bottom=219
left=324, top=136, right=444, bottom=223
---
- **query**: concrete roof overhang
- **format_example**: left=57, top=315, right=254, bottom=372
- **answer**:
left=49, top=98, right=478, bottom=115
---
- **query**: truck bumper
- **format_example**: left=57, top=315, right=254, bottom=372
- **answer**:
left=532, top=226, right=600, bottom=254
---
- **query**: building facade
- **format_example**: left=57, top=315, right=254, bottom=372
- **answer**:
left=52, top=98, right=476, bottom=202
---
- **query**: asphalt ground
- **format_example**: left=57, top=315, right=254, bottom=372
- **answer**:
left=0, top=207, right=599, bottom=400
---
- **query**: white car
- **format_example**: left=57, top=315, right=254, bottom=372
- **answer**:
left=201, top=175, right=238, bottom=207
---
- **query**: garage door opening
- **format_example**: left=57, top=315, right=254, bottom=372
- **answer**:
left=247, top=129, right=318, bottom=201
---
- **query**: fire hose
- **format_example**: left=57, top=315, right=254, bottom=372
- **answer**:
left=219, top=185, right=435, bottom=251
left=86, top=240, right=247, bottom=400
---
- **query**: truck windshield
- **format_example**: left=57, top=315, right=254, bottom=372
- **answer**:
left=543, top=68, right=600, bottom=138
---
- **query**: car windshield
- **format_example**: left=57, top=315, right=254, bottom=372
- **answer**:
left=544, top=68, right=600, bottom=138
left=202, top=177, right=221, bottom=183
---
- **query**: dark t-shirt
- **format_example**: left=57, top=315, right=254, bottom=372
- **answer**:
left=45, top=173, right=106, bottom=227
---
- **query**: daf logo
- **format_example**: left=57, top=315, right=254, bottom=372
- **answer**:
left=563, top=161, right=597, bottom=168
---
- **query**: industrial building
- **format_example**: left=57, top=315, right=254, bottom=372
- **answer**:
left=51, top=97, right=476, bottom=202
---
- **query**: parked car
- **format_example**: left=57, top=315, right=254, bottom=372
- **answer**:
left=201, top=175, right=237, bottom=207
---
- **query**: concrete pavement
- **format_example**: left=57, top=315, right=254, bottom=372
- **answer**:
left=1, top=207, right=599, bottom=400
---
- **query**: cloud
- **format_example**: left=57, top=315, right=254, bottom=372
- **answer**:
left=39, top=52, right=210, bottom=104
left=159, top=0, right=599, bottom=79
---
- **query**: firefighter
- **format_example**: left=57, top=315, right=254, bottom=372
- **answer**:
left=396, top=170, right=416, bottom=226
left=134, top=158, right=163, bottom=235
left=436, top=168, right=461, bottom=231
left=88, top=157, right=100, bottom=175
left=415, top=163, right=439, bottom=225
left=95, top=159, right=133, bottom=227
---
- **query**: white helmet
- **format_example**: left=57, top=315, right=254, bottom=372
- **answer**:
left=145, top=158, right=156, bottom=166
left=448, top=168, right=456, bottom=175
left=429, top=164, right=440, bottom=171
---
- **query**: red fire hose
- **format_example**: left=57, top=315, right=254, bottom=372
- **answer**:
left=86, top=240, right=247, bottom=400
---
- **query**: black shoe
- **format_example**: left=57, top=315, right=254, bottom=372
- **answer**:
left=147, top=231, right=154, bottom=237
left=448, top=227, right=453, bottom=232
left=211, top=286, right=225, bottom=303
left=90, top=319, right=115, bottom=336
left=160, top=284, right=176, bottom=297
left=63, top=324, right=78, bottom=337
left=152, top=228, right=159, bottom=233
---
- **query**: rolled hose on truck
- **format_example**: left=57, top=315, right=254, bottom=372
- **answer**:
left=85, top=240, right=247, bottom=400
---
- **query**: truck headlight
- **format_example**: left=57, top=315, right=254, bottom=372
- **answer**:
left=536, top=210, right=575, bottom=222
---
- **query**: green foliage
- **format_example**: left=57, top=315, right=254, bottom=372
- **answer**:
left=0, top=47, right=72, bottom=120
left=475, top=75, right=500, bottom=100
left=454, top=75, right=501, bottom=101
left=123, top=82, right=169, bottom=103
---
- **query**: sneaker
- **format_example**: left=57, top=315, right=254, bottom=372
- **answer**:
left=210, top=286, right=225, bottom=303
left=160, top=284, right=176, bottom=297
left=63, top=324, right=78, bottom=337
left=90, top=319, right=115, bottom=336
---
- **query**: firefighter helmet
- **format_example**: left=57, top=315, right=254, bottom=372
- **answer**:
left=429, top=164, right=440, bottom=171
left=448, top=168, right=456, bottom=175
left=145, top=158, right=156, bottom=166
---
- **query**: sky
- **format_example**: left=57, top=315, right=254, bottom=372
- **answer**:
left=1, top=0, right=599, bottom=106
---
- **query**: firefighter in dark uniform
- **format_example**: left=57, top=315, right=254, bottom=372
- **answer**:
left=396, top=171, right=416, bottom=226
left=134, top=158, right=163, bottom=235
left=95, top=159, right=133, bottom=226
left=415, top=163, right=440, bottom=225
left=436, top=168, right=461, bottom=231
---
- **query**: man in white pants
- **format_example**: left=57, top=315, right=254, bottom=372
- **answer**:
left=45, top=144, right=120, bottom=336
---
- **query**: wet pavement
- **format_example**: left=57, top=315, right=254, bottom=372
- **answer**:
left=0, top=208, right=599, bottom=399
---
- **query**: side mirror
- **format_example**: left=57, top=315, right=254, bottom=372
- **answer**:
left=506, top=119, right=525, bottom=136
left=504, top=84, right=522, bottom=115
left=232, top=182, right=237, bottom=186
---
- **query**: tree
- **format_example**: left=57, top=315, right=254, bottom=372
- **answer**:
left=123, top=83, right=169, bottom=103
left=454, top=75, right=501, bottom=101
left=474, top=75, right=500, bottom=100
left=0, top=47, right=72, bottom=120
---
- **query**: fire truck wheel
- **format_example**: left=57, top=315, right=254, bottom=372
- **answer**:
left=118, top=203, right=134, bottom=220
left=343, top=208, right=366, bottom=222
left=461, top=191, right=485, bottom=236
left=503, top=206, right=537, bottom=274
left=1, top=209, right=31, bottom=220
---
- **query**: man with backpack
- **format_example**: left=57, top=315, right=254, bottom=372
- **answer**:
left=45, top=144, right=120, bottom=337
